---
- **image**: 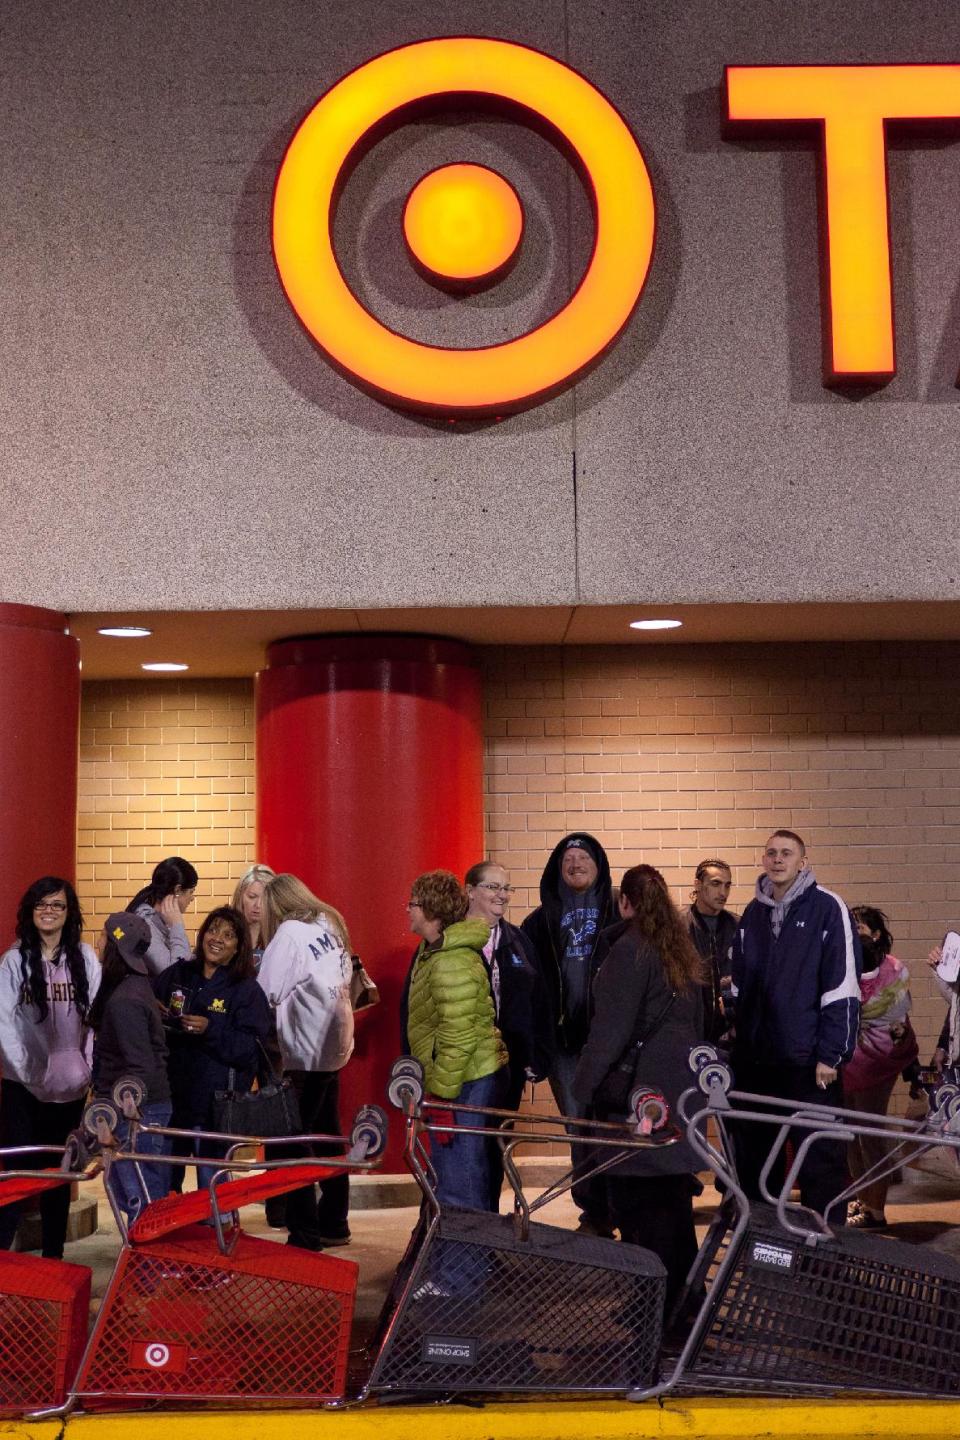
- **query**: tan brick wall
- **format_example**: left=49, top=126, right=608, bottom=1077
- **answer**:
left=77, top=679, right=256, bottom=943
left=77, top=647, right=958, bottom=1130
left=483, top=642, right=960, bottom=1107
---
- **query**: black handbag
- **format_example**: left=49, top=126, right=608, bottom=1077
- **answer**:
left=594, top=990, right=676, bottom=1112
left=212, top=1042, right=301, bottom=1139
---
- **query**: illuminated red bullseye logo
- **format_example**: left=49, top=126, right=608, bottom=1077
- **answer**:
left=272, top=38, right=656, bottom=415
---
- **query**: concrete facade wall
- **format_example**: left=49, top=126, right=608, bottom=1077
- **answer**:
left=3, top=0, right=960, bottom=614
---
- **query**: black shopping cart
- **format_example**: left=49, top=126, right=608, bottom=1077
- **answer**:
left=631, top=1048, right=960, bottom=1401
left=364, top=1057, right=675, bottom=1398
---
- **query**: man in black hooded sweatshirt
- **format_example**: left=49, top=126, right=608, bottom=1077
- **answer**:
left=522, top=832, right=615, bottom=1234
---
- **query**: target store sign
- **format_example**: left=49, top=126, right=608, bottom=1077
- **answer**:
left=272, top=39, right=960, bottom=415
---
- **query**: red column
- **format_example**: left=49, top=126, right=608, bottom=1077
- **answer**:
left=0, top=605, right=80, bottom=945
left=255, top=634, right=483, bottom=1170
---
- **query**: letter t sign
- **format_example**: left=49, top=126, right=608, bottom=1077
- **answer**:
left=725, top=65, right=960, bottom=384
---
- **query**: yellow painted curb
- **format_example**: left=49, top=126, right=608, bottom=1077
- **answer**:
left=0, top=1424, right=63, bottom=1440
left=63, top=1396, right=960, bottom=1440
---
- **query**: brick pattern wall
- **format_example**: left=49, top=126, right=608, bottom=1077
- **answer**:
left=76, top=647, right=958, bottom=1132
left=77, top=679, right=256, bottom=941
left=482, top=642, right=960, bottom=1111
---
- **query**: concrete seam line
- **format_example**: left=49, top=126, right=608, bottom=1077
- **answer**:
left=61, top=1400, right=960, bottom=1440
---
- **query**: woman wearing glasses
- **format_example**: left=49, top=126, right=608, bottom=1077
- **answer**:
left=0, top=877, right=100, bottom=1257
left=464, top=862, right=552, bottom=1111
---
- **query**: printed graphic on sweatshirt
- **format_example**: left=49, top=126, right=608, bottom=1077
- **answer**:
left=560, top=906, right=600, bottom=963
left=19, top=978, right=78, bottom=1007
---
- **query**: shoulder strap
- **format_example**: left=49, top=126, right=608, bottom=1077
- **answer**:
left=613, top=985, right=677, bottom=1072
left=255, top=1039, right=284, bottom=1087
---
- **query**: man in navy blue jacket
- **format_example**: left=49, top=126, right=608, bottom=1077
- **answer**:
left=731, top=829, right=861, bottom=1223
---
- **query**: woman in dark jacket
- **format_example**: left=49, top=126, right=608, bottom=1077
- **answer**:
left=89, top=912, right=173, bottom=1226
left=464, top=861, right=552, bottom=1108
left=573, top=865, right=706, bottom=1312
left=154, top=906, right=270, bottom=1186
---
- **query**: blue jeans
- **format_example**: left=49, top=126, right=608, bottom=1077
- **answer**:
left=192, top=1128, right=230, bottom=1193
left=430, top=1068, right=509, bottom=1212
left=108, top=1101, right=173, bottom=1226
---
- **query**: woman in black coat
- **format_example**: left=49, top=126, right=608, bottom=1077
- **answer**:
left=573, top=864, right=706, bottom=1313
left=463, top=861, right=553, bottom=1107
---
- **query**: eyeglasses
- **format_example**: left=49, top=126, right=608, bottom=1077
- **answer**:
left=35, top=901, right=67, bottom=914
left=474, top=882, right=514, bottom=895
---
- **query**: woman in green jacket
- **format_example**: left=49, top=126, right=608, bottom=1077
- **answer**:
left=405, top=869, right=510, bottom=1212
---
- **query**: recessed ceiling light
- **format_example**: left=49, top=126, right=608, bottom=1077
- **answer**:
left=98, top=626, right=152, bottom=638
left=141, top=662, right=189, bottom=672
left=629, top=618, right=683, bottom=631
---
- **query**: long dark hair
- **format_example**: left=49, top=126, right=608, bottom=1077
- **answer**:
left=195, top=906, right=254, bottom=984
left=851, top=906, right=893, bottom=958
left=15, top=877, right=90, bottom=1024
left=128, top=856, right=198, bottom=913
left=87, top=939, right=136, bottom=1032
left=621, top=864, right=707, bottom=994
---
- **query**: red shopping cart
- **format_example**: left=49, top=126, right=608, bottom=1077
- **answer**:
left=70, top=1082, right=387, bottom=1410
left=0, top=1146, right=95, bottom=1413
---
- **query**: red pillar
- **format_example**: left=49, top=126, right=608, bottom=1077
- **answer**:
left=0, top=605, right=80, bottom=947
left=255, top=634, right=483, bottom=1169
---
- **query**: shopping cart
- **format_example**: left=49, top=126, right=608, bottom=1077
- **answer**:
left=363, top=1056, right=674, bottom=1398
left=0, top=1144, right=97, bottom=1413
left=67, top=1078, right=388, bottom=1411
left=630, top=1047, right=960, bottom=1401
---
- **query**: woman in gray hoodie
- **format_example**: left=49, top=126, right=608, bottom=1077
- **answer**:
left=127, top=856, right=198, bottom=976
left=0, top=876, right=101, bottom=1258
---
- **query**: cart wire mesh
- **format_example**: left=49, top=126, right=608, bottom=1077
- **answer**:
left=368, top=1208, right=665, bottom=1395
left=74, top=1224, right=356, bottom=1406
left=682, top=1203, right=960, bottom=1397
left=0, top=1253, right=90, bottom=1412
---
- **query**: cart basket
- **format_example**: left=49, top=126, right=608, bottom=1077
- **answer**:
left=368, top=1207, right=665, bottom=1396
left=682, top=1202, right=960, bottom=1397
left=0, top=1252, right=90, bottom=1413
left=74, top=1224, right=356, bottom=1407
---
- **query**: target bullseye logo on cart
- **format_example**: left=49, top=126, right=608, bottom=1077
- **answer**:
left=272, top=37, right=656, bottom=415
left=130, top=1338, right=189, bottom=1372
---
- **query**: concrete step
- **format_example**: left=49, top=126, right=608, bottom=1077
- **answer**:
left=13, top=1193, right=98, bottom=1251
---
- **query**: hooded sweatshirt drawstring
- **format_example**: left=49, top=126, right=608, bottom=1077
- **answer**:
left=754, top=868, right=817, bottom=939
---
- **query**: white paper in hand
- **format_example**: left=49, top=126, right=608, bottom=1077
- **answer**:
left=937, top=931, right=960, bottom=985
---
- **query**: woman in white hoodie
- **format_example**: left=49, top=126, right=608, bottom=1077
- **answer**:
left=257, top=873, right=354, bottom=1251
left=0, top=876, right=100, bottom=1257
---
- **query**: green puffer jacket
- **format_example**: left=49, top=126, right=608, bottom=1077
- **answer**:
left=407, top=918, right=509, bottom=1099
